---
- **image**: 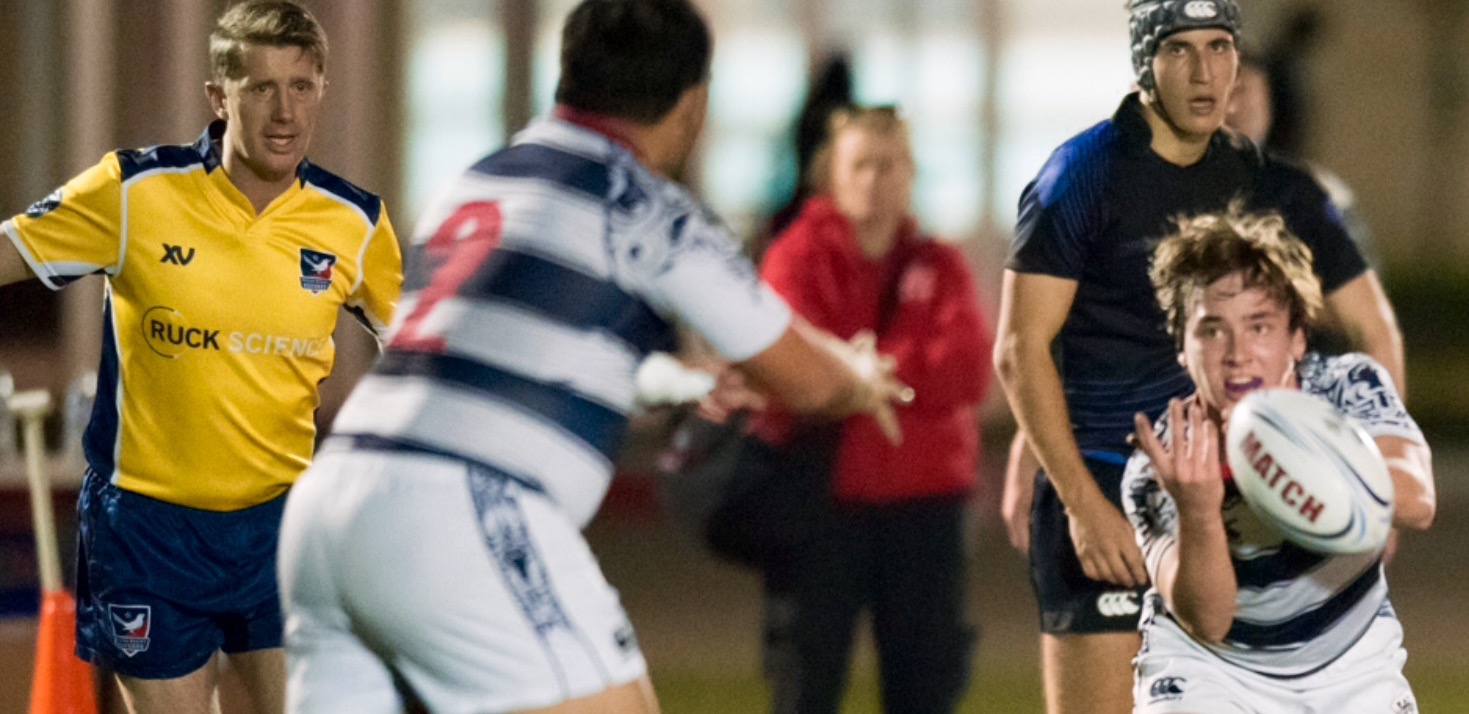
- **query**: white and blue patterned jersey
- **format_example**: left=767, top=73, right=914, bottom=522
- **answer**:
left=1123, top=352, right=1422, bottom=677
left=329, top=117, right=791, bottom=528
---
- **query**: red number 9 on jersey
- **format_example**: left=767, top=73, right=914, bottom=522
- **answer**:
left=390, top=201, right=503, bottom=353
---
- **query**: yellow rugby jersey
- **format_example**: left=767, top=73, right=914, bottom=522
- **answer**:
left=2, top=123, right=402, bottom=511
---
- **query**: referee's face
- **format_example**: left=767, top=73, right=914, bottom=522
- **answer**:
left=210, top=43, right=326, bottom=190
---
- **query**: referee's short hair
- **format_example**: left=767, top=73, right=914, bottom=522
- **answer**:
left=210, top=1, right=328, bottom=83
left=555, top=0, right=712, bottom=124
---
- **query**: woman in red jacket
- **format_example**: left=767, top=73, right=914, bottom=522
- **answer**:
left=757, top=106, right=993, bottom=714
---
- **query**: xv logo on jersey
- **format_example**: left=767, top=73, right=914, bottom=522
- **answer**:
left=108, top=604, right=152, bottom=657
left=161, top=244, right=196, bottom=266
left=299, top=248, right=337, bottom=295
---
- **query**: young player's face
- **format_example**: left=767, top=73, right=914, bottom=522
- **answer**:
left=1151, top=28, right=1238, bottom=141
left=829, top=126, right=914, bottom=230
left=211, top=43, right=325, bottom=187
left=1181, top=271, right=1306, bottom=420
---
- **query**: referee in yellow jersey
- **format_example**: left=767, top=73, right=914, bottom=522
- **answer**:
left=0, top=3, right=402, bottom=712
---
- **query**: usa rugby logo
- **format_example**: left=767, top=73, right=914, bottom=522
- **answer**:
left=299, top=248, right=337, bottom=295
left=108, top=604, right=152, bottom=657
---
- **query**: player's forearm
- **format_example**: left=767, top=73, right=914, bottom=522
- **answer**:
left=1160, top=513, right=1236, bottom=644
left=1380, top=436, right=1435, bottom=531
left=994, top=332, right=1100, bottom=508
left=741, top=318, right=889, bottom=418
left=0, top=228, right=35, bottom=287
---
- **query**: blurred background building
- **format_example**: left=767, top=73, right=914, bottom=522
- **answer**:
left=2, top=0, right=1467, bottom=426
left=1, top=1, right=1467, bottom=711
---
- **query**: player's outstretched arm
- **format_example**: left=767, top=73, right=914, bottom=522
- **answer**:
left=1377, top=435, right=1434, bottom=531
left=1133, top=399, right=1236, bottom=643
left=0, top=234, right=34, bottom=287
left=736, top=316, right=910, bottom=444
left=995, top=269, right=1148, bottom=588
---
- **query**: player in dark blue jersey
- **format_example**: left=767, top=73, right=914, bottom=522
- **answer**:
left=991, top=2, right=1406, bottom=713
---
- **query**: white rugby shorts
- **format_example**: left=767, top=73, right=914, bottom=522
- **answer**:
left=278, top=448, right=648, bottom=713
left=1133, top=613, right=1417, bottom=714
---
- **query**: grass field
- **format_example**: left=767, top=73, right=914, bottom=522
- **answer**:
left=1, top=444, right=1464, bottom=713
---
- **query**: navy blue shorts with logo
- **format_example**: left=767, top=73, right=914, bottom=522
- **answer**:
left=75, top=469, right=286, bottom=679
left=1030, top=454, right=1148, bottom=635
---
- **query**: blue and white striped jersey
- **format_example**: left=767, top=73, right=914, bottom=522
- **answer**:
left=329, top=117, right=791, bottom=527
left=1123, top=352, right=1421, bottom=677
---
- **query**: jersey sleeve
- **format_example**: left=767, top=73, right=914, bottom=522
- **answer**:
left=346, top=202, right=404, bottom=337
left=3, top=153, right=125, bottom=289
left=1005, top=131, right=1109, bottom=279
left=1316, top=353, right=1423, bottom=444
left=609, top=181, right=791, bottom=362
left=1123, top=421, right=1180, bottom=581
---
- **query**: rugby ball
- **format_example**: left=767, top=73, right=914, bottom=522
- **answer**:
left=1224, top=389, right=1393, bottom=555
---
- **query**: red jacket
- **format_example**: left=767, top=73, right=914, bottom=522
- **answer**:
left=757, top=196, right=993, bottom=503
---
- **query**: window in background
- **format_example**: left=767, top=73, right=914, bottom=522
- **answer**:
left=403, top=0, right=503, bottom=222
left=700, top=25, right=808, bottom=239
left=836, top=0, right=986, bottom=240
left=400, top=0, right=1137, bottom=244
left=993, top=2, right=1135, bottom=229
left=532, top=0, right=580, bottom=117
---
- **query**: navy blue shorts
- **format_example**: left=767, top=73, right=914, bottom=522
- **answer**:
left=1029, top=454, right=1148, bottom=635
left=75, top=469, right=286, bottom=679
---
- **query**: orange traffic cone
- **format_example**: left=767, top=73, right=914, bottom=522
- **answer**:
left=8, top=390, right=98, bottom=714
left=30, top=590, right=98, bottom=714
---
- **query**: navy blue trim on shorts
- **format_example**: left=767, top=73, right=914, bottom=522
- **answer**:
left=327, top=434, right=548, bottom=496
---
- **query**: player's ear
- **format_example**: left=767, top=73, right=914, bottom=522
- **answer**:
left=1290, top=327, right=1307, bottom=362
left=205, top=82, right=228, bottom=120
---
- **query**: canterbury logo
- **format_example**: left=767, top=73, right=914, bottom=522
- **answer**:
left=1149, top=676, right=1185, bottom=700
left=1183, top=1, right=1219, bottom=19
left=1096, top=591, right=1140, bottom=617
left=161, top=244, right=196, bottom=265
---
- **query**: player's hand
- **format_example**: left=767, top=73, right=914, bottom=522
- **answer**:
left=1001, top=435, right=1037, bottom=556
left=1134, top=396, right=1224, bottom=518
left=697, top=366, right=767, bottom=424
left=845, top=331, right=912, bottom=445
left=1065, top=491, right=1149, bottom=588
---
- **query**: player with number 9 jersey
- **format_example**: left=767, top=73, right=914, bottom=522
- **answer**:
left=277, top=4, right=914, bottom=712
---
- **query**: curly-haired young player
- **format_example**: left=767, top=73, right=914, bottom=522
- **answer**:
left=1124, top=205, right=1433, bottom=713
left=993, top=2, right=1406, bottom=712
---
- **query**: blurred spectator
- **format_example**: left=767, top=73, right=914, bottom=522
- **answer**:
left=1228, top=49, right=1381, bottom=356
left=755, top=52, right=853, bottom=263
left=756, top=105, right=993, bottom=714
left=1228, top=49, right=1378, bottom=268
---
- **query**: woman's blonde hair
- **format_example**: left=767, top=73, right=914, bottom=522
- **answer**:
left=806, top=105, right=910, bottom=192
